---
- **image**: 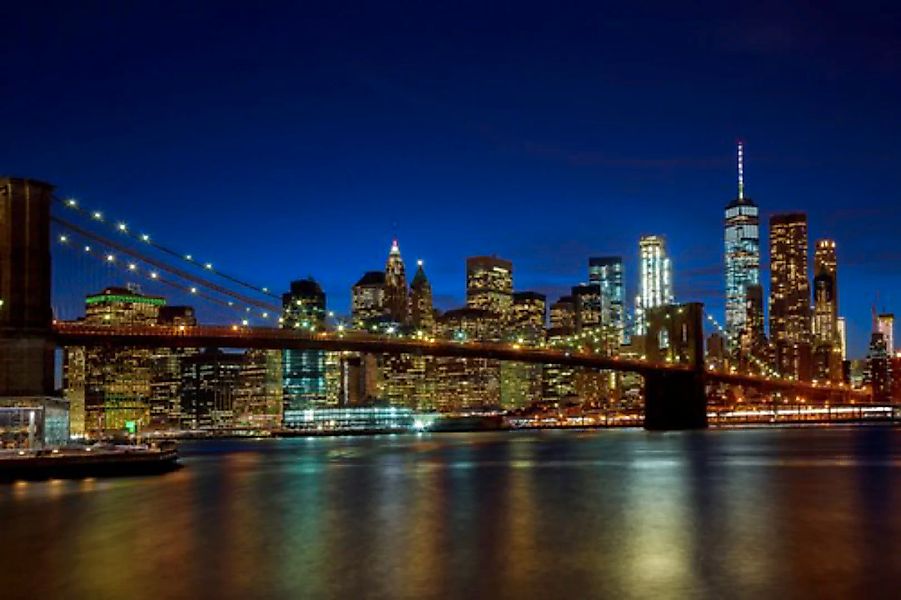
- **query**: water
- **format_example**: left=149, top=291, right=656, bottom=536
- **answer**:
left=2, top=427, right=899, bottom=599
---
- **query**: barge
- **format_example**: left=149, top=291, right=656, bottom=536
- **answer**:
left=0, top=441, right=180, bottom=481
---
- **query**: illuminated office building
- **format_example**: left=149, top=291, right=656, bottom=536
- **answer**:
left=865, top=332, right=891, bottom=403
left=504, top=292, right=547, bottom=409
left=589, top=256, right=626, bottom=345
left=812, top=240, right=839, bottom=343
left=741, top=283, right=767, bottom=364
left=434, top=308, right=502, bottom=411
left=384, top=239, right=409, bottom=323
left=634, top=235, right=673, bottom=336
left=724, top=141, right=760, bottom=344
left=352, top=271, right=387, bottom=325
left=234, top=349, right=283, bottom=430
left=409, top=259, right=435, bottom=332
left=180, top=348, right=242, bottom=430
left=812, top=239, right=842, bottom=381
left=769, top=213, right=811, bottom=379
left=549, top=295, right=577, bottom=333
left=877, top=313, right=894, bottom=356
left=572, top=284, right=602, bottom=333
left=837, top=317, right=847, bottom=360
left=466, top=256, right=513, bottom=319
left=149, top=306, right=198, bottom=428
left=66, top=287, right=165, bottom=436
left=511, top=292, right=547, bottom=342
left=281, top=278, right=330, bottom=415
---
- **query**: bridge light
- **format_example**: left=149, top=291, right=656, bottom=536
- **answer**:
left=66, top=198, right=77, bottom=207
left=106, top=254, right=115, bottom=262
left=141, top=234, right=150, bottom=242
left=262, top=287, right=269, bottom=293
left=245, top=307, right=251, bottom=313
left=92, top=211, right=103, bottom=220
left=262, top=312, right=269, bottom=318
left=117, top=222, right=127, bottom=232
left=190, top=287, right=197, bottom=294
left=337, top=324, right=345, bottom=332
left=84, top=245, right=91, bottom=252
left=328, top=311, right=335, bottom=318
left=242, top=319, right=249, bottom=326
left=204, top=263, right=213, bottom=270
left=128, top=263, right=137, bottom=271
left=149, top=272, right=158, bottom=279
left=228, top=301, right=234, bottom=306
left=58, top=234, right=68, bottom=243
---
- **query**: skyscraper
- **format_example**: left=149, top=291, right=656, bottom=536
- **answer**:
left=865, top=331, right=892, bottom=402
left=571, top=284, right=602, bottom=332
left=837, top=316, right=848, bottom=360
left=352, top=271, right=386, bottom=326
left=588, top=256, right=626, bottom=345
left=877, top=313, right=894, bottom=356
left=384, top=239, right=408, bottom=323
left=811, top=239, right=841, bottom=381
left=281, top=278, right=329, bottom=418
left=635, top=235, right=673, bottom=336
left=769, top=213, right=811, bottom=379
left=466, top=256, right=513, bottom=319
left=724, top=141, right=760, bottom=344
left=409, top=259, right=435, bottom=332
left=812, top=239, right=839, bottom=343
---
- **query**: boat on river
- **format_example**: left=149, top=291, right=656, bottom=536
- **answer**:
left=0, top=441, right=179, bottom=481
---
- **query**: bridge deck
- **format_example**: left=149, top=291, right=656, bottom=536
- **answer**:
left=52, top=322, right=869, bottom=399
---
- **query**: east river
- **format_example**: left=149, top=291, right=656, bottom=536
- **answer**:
left=2, top=427, right=899, bottom=599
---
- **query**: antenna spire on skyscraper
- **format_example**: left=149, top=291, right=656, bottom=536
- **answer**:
left=737, top=139, right=744, bottom=200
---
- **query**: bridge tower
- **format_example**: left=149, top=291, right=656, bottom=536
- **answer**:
left=0, top=177, right=56, bottom=398
left=643, top=302, right=708, bottom=430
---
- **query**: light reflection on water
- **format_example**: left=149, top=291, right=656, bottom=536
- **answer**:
left=1, top=427, right=899, bottom=599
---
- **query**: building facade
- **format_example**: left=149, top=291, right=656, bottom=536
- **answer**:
left=466, top=256, right=513, bottom=319
left=724, top=141, right=761, bottom=344
left=588, top=256, right=626, bottom=346
left=635, top=235, right=673, bottom=335
left=769, top=213, right=811, bottom=379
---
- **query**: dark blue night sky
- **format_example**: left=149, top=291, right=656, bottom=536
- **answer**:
left=3, top=1, right=900, bottom=356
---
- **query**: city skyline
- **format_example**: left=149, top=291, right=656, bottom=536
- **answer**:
left=7, top=2, right=901, bottom=358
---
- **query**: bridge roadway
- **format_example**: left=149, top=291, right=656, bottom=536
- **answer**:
left=52, top=322, right=867, bottom=401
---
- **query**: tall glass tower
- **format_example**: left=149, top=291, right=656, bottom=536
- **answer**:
left=724, top=141, right=760, bottom=345
left=588, top=256, right=625, bottom=344
left=635, top=236, right=673, bottom=336
left=281, top=278, right=327, bottom=414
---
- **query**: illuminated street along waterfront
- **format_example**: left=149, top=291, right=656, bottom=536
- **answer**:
left=1, top=427, right=898, bottom=599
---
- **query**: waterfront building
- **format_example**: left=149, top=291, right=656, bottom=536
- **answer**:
left=588, top=256, right=626, bottom=345
left=504, top=292, right=547, bottom=409
left=466, top=256, right=513, bottom=320
left=409, top=259, right=435, bottom=332
left=281, top=278, right=332, bottom=412
left=149, top=306, right=198, bottom=429
left=877, top=313, right=894, bottom=355
left=724, top=141, right=760, bottom=344
left=384, top=239, right=409, bottom=324
left=234, top=349, right=283, bottom=430
left=543, top=327, right=577, bottom=403
left=634, top=235, right=673, bottom=336
left=864, top=332, right=891, bottom=403
left=434, top=308, right=502, bottom=411
left=66, top=287, right=165, bottom=436
left=180, top=348, right=242, bottom=430
left=769, top=213, right=811, bottom=379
